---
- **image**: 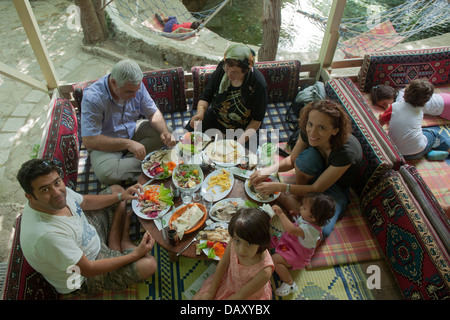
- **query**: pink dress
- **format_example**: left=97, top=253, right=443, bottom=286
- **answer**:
left=196, top=242, right=275, bottom=300
left=272, top=221, right=322, bottom=270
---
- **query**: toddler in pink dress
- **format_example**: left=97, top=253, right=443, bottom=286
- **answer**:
left=193, top=208, right=274, bottom=300
left=271, top=193, right=335, bottom=296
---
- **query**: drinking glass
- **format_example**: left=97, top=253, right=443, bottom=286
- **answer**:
left=202, top=193, right=214, bottom=212
left=192, top=191, right=202, bottom=203
left=181, top=191, right=192, bottom=204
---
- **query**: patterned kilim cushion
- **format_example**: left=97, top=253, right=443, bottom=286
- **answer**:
left=39, top=97, right=80, bottom=191
left=357, top=46, right=450, bottom=93
left=142, top=67, right=187, bottom=113
left=191, top=60, right=301, bottom=108
left=72, top=67, right=187, bottom=114
left=325, top=77, right=404, bottom=194
left=361, top=170, right=450, bottom=300
left=72, top=79, right=98, bottom=110
left=399, top=164, right=450, bottom=253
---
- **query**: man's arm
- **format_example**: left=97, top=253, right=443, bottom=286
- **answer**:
left=147, top=109, right=176, bottom=147
left=82, top=135, right=147, bottom=160
left=79, top=184, right=141, bottom=212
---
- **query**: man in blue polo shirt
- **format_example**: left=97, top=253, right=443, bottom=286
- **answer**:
left=81, top=59, right=175, bottom=185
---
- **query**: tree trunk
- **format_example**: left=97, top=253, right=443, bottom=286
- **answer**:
left=75, top=0, right=107, bottom=44
left=258, top=0, right=281, bottom=62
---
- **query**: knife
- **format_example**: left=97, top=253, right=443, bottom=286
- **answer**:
left=211, top=133, right=218, bottom=155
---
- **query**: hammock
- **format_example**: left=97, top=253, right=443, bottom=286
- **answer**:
left=104, top=0, right=231, bottom=41
left=297, top=0, right=450, bottom=57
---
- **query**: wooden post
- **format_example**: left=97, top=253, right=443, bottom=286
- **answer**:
left=13, top=0, right=59, bottom=90
left=317, top=0, right=347, bottom=81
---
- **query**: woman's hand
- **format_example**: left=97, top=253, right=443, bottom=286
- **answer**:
left=189, top=113, right=205, bottom=129
left=249, top=170, right=270, bottom=186
left=254, top=181, right=284, bottom=195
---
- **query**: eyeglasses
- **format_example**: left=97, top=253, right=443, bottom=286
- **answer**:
left=222, top=65, right=241, bottom=76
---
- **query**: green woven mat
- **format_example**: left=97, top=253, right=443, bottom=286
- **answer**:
left=137, top=243, right=374, bottom=300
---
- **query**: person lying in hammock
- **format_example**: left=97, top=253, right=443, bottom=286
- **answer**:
left=155, top=13, right=202, bottom=33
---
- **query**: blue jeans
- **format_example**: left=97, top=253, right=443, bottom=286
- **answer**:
left=404, top=128, right=450, bottom=160
left=295, top=147, right=350, bottom=237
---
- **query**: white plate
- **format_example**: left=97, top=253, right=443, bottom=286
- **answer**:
left=209, top=198, right=246, bottom=223
left=132, top=185, right=172, bottom=220
left=201, top=169, right=234, bottom=202
left=203, top=139, right=245, bottom=167
left=200, top=222, right=229, bottom=261
left=244, top=175, right=281, bottom=203
left=141, top=149, right=175, bottom=179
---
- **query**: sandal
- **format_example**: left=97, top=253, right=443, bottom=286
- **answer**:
left=275, top=281, right=298, bottom=297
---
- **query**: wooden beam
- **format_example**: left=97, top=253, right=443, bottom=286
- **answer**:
left=317, top=0, right=347, bottom=80
left=0, top=61, right=48, bottom=93
left=13, top=0, right=58, bottom=90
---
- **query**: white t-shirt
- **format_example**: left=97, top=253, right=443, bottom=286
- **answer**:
left=295, top=216, right=321, bottom=249
left=388, top=101, right=428, bottom=156
left=20, top=188, right=101, bottom=293
left=396, top=89, right=444, bottom=116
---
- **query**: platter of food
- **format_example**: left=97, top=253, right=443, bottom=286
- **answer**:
left=169, top=203, right=207, bottom=239
left=177, top=132, right=211, bottom=155
left=203, top=139, right=245, bottom=167
left=196, top=222, right=230, bottom=261
left=132, top=183, right=174, bottom=220
left=141, top=149, right=176, bottom=179
left=201, top=168, right=234, bottom=202
left=209, top=198, right=246, bottom=223
left=172, top=164, right=204, bottom=192
left=245, top=175, right=281, bottom=203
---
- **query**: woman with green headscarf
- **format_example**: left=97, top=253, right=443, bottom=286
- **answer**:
left=186, top=44, right=268, bottom=145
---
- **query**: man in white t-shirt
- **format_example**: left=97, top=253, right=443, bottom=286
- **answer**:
left=17, top=158, right=156, bottom=296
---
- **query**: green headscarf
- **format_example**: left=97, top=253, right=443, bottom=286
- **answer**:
left=219, top=44, right=255, bottom=94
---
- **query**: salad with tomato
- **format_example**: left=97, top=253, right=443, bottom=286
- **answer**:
left=138, top=183, right=174, bottom=218
left=173, top=164, right=202, bottom=189
left=179, top=132, right=207, bottom=154
left=142, top=150, right=176, bottom=179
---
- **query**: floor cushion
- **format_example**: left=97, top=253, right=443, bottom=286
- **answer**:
left=38, top=97, right=79, bottom=191
left=360, top=169, right=450, bottom=300
left=357, top=46, right=450, bottom=93
left=325, top=77, right=405, bottom=194
left=142, top=67, right=187, bottom=113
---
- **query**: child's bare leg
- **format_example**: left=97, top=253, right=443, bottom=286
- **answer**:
left=272, top=253, right=294, bottom=285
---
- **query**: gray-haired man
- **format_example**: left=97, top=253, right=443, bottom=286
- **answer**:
left=81, top=59, right=175, bottom=185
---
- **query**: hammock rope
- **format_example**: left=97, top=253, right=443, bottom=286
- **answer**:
left=105, top=0, right=231, bottom=40
left=297, top=0, right=450, bottom=57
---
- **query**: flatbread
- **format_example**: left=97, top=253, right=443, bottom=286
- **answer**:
left=207, top=139, right=242, bottom=163
left=172, top=205, right=204, bottom=239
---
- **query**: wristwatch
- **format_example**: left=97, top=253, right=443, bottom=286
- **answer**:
left=284, top=184, right=290, bottom=195
left=117, top=192, right=123, bottom=202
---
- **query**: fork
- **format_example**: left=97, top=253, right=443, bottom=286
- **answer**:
left=176, top=236, right=198, bottom=256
